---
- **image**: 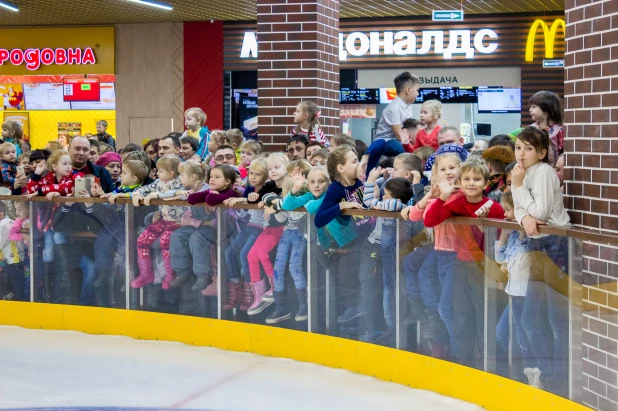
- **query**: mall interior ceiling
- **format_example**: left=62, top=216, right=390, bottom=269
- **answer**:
left=0, top=0, right=564, bottom=26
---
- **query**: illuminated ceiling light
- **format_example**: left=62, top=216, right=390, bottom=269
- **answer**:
left=126, top=0, right=173, bottom=11
left=0, top=1, right=19, bottom=12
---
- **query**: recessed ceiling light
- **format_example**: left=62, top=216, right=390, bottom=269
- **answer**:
left=0, top=1, right=19, bottom=12
left=126, top=0, right=173, bottom=11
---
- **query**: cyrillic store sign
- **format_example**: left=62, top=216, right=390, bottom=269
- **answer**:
left=240, top=29, right=498, bottom=60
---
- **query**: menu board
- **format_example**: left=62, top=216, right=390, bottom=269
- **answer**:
left=70, top=83, right=116, bottom=110
left=24, top=83, right=71, bottom=110
left=414, top=87, right=478, bottom=104
left=477, top=87, right=521, bottom=113
left=340, top=88, right=380, bottom=104
left=63, top=78, right=100, bottom=102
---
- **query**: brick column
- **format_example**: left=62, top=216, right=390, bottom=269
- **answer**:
left=564, top=1, right=618, bottom=410
left=256, top=0, right=340, bottom=151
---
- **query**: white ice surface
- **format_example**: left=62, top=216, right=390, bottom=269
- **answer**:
left=0, top=326, right=483, bottom=410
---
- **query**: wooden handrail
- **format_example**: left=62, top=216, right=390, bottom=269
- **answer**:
left=1, top=194, right=616, bottom=245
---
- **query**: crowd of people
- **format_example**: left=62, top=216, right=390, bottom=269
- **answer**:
left=0, top=72, right=570, bottom=395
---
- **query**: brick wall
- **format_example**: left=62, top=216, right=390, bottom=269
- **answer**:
left=565, top=0, right=618, bottom=410
left=256, top=0, right=340, bottom=151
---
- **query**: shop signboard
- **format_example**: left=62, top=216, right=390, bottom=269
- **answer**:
left=525, top=19, right=565, bottom=62
left=0, top=27, right=114, bottom=75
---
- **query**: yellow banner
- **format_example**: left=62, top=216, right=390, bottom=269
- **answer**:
left=0, top=27, right=114, bottom=75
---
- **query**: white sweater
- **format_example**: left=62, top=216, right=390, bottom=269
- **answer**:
left=513, top=162, right=570, bottom=238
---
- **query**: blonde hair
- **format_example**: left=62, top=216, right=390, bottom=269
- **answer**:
left=46, top=141, right=64, bottom=153
left=327, top=145, right=356, bottom=181
left=287, top=159, right=311, bottom=177
left=431, top=153, right=462, bottom=179
left=422, top=100, right=443, bottom=121
left=18, top=153, right=30, bottom=163
left=47, top=150, right=70, bottom=172
left=96, top=120, right=108, bottom=128
left=267, top=152, right=289, bottom=167
left=331, top=133, right=355, bottom=148
left=179, top=159, right=207, bottom=182
left=248, top=157, right=268, bottom=175
left=156, top=154, right=181, bottom=176
left=311, top=148, right=329, bottom=161
left=122, top=150, right=151, bottom=172
left=414, top=146, right=436, bottom=161
left=99, top=142, right=114, bottom=154
left=501, top=190, right=514, bottom=208
left=298, top=101, right=321, bottom=133
left=184, top=107, right=206, bottom=126
left=227, top=129, right=244, bottom=148
left=0, top=142, right=15, bottom=155
left=2, top=121, right=23, bottom=146
left=211, top=130, right=230, bottom=145
left=123, top=160, right=150, bottom=183
left=308, top=166, right=330, bottom=184
left=241, top=140, right=263, bottom=156
left=461, top=161, right=490, bottom=181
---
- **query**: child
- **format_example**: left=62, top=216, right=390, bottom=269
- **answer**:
left=511, top=126, right=570, bottom=393
left=482, top=146, right=515, bottom=202
left=6, top=201, right=30, bottom=302
left=0, top=142, right=17, bottom=189
left=227, top=128, right=245, bottom=164
left=411, top=100, right=442, bottom=151
left=529, top=91, right=564, bottom=165
left=245, top=153, right=289, bottom=315
left=238, top=140, right=263, bottom=180
left=1, top=121, right=25, bottom=156
left=306, top=142, right=324, bottom=163
left=17, top=153, right=31, bottom=176
left=310, top=148, right=329, bottom=167
left=424, top=162, right=505, bottom=367
left=355, top=139, right=367, bottom=160
left=316, top=145, right=384, bottom=343
left=291, top=101, right=329, bottom=147
left=26, top=150, right=84, bottom=199
left=179, top=136, right=200, bottom=161
left=222, top=158, right=269, bottom=311
left=182, top=107, right=211, bottom=161
left=95, top=120, right=115, bottom=149
left=206, top=130, right=231, bottom=166
left=187, top=164, right=240, bottom=206
left=130, top=154, right=184, bottom=289
left=46, top=141, right=64, bottom=153
left=358, top=72, right=421, bottom=177
left=329, top=133, right=355, bottom=152
left=493, top=190, right=539, bottom=388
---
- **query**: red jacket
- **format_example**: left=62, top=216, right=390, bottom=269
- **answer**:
left=26, top=170, right=85, bottom=196
left=411, top=125, right=441, bottom=152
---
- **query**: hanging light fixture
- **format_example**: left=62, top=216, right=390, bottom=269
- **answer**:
left=0, top=1, right=19, bottom=12
left=126, top=0, right=173, bottom=11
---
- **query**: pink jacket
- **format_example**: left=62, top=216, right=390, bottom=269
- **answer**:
left=408, top=198, right=456, bottom=252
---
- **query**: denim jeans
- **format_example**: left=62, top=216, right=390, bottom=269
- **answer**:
left=94, top=226, right=126, bottom=279
left=402, top=244, right=433, bottom=300
left=6, top=263, right=29, bottom=302
left=381, top=224, right=396, bottom=330
left=224, top=225, right=262, bottom=283
left=364, top=138, right=405, bottom=178
left=511, top=296, right=536, bottom=369
left=79, top=255, right=96, bottom=306
left=43, top=230, right=67, bottom=263
left=452, top=260, right=485, bottom=367
left=273, top=229, right=307, bottom=292
left=436, top=251, right=457, bottom=342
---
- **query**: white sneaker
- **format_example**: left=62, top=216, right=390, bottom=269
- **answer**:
left=524, top=368, right=535, bottom=385
left=524, top=367, right=544, bottom=389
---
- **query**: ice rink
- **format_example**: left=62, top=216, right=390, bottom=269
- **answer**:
left=0, top=326, right=483, bottom=411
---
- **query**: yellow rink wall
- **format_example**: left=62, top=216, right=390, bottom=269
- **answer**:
left=0, top=301, right=589, bottom=411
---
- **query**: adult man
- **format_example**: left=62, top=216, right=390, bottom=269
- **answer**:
left=287, top=134, right=309, bottom=161
left=70, top=136, right=114, bottom=193
left=213, top=145, right=237, bottom=166
left=158, top=135, right=181, bottom=157
left=437, top=126, right=465, bottom=147
left=472, top=139, right=489, bottom=152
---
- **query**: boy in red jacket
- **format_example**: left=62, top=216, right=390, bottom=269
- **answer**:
left=424, top=161, right=504, bottom=367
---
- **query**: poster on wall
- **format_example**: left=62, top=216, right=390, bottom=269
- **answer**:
left=70, top=83, right=116, bottom=110
left=0, top=84, right=25, bottom=110
left=57, top=122, right=82, bottom=137
left=340, top=104, right=377, bottom=119
left=24, top=83, right=71, bottom=110
left=3, top=112, right=29, bottom=142
left=237, top=94, right=258, bottom=140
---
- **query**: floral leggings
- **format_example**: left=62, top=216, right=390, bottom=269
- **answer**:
left=137, top=220, right=180, bottom=277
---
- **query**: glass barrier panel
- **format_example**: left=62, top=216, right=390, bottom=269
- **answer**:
left=125, top=203, right=219, bottom=318
left=219, top=205, right=309, bottom=332
left=0, top=197, right=31, bottom=303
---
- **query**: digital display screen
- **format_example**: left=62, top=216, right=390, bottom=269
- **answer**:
left=340, top=88, right=380, bottom=104
left=477, top=87, right=522, bottom=113
left=63, top=78, right=101, bottom=102
left=414, top=87, right=478, bottom=104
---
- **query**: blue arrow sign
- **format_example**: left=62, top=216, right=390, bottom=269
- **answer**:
left=543, top=59, right=565, bottom=68
left=432, top=10, right=464, bottom=21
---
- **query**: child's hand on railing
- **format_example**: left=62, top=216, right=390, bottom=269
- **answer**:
left=257, top=201, right=264, bottom=209
left=25, top=193, right=37, bottom=200
left=46, top=192, right=60, bottom=201
left=339, top=201, right=362, bottom=210
left=247, top=192, right=259, bottom=202
left=401, top=206, right=412, bottom=219
left=143, top=193, right=158, bottom=206
left=224, top=197, right=245, bottom=207
left=132, top=194, right=142, bottom=207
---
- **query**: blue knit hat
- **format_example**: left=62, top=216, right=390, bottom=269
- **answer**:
left=424, top=143, right=469, bottom=172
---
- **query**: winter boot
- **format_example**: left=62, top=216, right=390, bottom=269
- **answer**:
left=42, top=262, right=53, bottom=303
left=337, top=305, right=364, bottom=324
left=131, top=257, right=155, bottom=288
left=247, top=279, right=273, bottom=315
left=423, top=309, right=448, bottom=340
left=403, top=296, right=425, bottom=325
left=169, top=271, right=193, bottom=289
left=201, top=275, right=218, bottom=296
left=222, top=280, right=244, bottom=310
left=261, top=276, right=275, bottom=302
left=266, top=291, right=291, bottom=324
left=524, top=368, right=544, bottom=389
left=191, top=276, right=211, bottom=292
left=239, top=282, right=254, bottom=311
left=295, top=288, right=308, bottom=321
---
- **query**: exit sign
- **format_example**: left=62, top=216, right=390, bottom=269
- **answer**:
left=543, top=59, right=565, bottom=68
left=432, top=10, right=464, bottom=21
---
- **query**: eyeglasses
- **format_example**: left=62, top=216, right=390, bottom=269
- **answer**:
left=215, top=154, right=235, bottom=161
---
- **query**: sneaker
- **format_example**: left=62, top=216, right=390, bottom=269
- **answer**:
left=423, top=310, right=447, bottom=340
left=191, top=277, right=209, bottom=292
left=403, top=297, right=425, bottom=325
left=337, top=306, right=363, bottom=324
